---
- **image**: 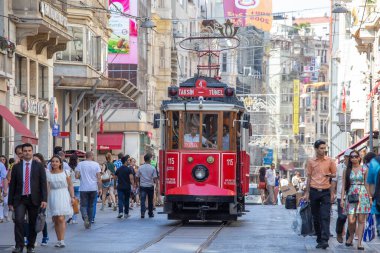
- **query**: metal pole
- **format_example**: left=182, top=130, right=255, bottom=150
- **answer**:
left=369, top=47, right=374, bottom=151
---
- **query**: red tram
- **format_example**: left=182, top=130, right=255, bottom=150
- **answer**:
left=154, top=77, right=250, bottom=221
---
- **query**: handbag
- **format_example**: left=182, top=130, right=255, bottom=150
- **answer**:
left=35, top=208, right=46, bottom=233
left=348, top=193, right=359, bottom=203
left=101, top=170, right=111, bottom=183
left=258, top=182, right=266, bottom=190
left=72, top=197, right=79, bottom=214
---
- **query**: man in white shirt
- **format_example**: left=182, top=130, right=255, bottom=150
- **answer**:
left=292, top=172, right=301, bottom=190
left=265, top=164, right=276, bottom=204
left=75, top=151, right=101, bottom=229
left=184, top=125, right=215, bottom=148
left=332, top=149, right=352, bottom=243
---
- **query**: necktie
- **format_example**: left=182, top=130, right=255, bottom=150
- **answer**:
left=25, top=162, right=30, bottom=195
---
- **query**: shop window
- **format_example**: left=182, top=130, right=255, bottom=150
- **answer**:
left=38, top=64, right=48, bottom=99
left=57, top=26, right=84, bottom=62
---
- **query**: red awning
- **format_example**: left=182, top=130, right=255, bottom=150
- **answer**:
left=0, top=105, right=38, bottom=144
left=97, top=133, right=123, bottom=150
left=336, top=135, right=369, bottom=159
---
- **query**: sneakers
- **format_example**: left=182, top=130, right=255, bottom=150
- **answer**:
left=113, top=204, right=117, bottom=211
left=124, top=213, right=131, bottom=219
left=66, top=218, right=72, bottom=224
left=72, top=220, right=78, bottom=224
left=55, top=241, right=66, bottom=248
left=117, top=213, right=123, bottom=219
left=100, top=204, right=105, bottom=211
left=84, top=216, right=91, bottom=229
left=41, top=237, right=49, bottom=246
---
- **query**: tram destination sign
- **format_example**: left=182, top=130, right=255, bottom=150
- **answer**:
left=178, top=87, right=225, bottom=97
left=178, top=79, right=225, bottom=98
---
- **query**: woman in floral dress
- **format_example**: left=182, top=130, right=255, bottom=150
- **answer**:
left=341, top=150, right=371, bottom=250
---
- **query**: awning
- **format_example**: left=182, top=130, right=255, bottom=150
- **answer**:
left=0, top=105, right=38, bottom=144
left=336, top=135, right=369, bottom=160
left=97, top=133, right=123, bottom=150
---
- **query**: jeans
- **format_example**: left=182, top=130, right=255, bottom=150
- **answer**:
left=310, top=188, right=331, bottom=244
left=92, top=193, right=98, bottom=222
left=336, top=198, right=347, bottom=235
left=72, top=186, right=80, bottom=222
left=140, top=186, right=154, bottom=216
left=42, top=222, right=48, bottom=238
left=117, top=189, right=131, bottom=214
left=79, top=191, right=97, bottom=222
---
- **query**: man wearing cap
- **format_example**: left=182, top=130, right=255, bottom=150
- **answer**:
left=303, top=140, right=337, bottom=250
left=332, top=148, right=352, bottom=243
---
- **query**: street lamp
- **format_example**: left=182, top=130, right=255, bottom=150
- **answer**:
left=329, top=1, right=349, bottom=156
left=332, top=3, right=349, bottom=14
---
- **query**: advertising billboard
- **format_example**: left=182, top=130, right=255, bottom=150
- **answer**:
left=108, top=0, right=137, bottom=64
left=223, top=0, right=273, bottom=31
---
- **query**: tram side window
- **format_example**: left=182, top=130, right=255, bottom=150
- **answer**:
left=171, top=111, right=180, bottom=149
left=223, top=112, right=231, bottom=150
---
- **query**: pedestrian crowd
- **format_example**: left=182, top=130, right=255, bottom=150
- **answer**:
left=300, top=139, right=380, bottom=251
left=0, top=143, right=161, bottom=253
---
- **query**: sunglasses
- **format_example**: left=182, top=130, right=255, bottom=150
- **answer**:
left=350, top=155, right=359, bottom=158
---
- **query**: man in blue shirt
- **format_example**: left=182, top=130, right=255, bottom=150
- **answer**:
left=365, top=152, right=380, bottom=235
left=113, top=153, right=123, bottom=170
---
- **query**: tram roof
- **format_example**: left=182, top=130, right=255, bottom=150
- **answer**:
left=179, top=76, right=228, bottom=88
left=161, top=100, right=245, bottom=111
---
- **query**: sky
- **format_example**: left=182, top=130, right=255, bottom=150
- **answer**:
left=272, top=0, right=331, bottom=18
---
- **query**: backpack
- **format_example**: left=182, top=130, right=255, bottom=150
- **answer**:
left=373, top=157, right=380, bottom=212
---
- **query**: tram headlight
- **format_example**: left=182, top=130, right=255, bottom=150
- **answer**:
left=192, top=165, right=209, bottom=182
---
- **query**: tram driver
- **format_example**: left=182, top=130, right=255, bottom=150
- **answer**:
left=184, top=125, right=216, bottom=148
left=222, top=125, right=230, bottom=150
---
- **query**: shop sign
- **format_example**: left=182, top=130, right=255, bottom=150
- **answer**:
left=20, top=98, right=48, bottom=118
left=40, top=1, right=68, bottom=27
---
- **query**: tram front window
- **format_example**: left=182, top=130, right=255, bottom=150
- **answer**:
left=183, top=112, right=217, bottom=149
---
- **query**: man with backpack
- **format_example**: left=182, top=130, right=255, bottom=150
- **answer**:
left=365, top=152, right=380, bottom=235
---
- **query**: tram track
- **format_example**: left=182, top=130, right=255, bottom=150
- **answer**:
left=131, top=221, right=228, bottom=253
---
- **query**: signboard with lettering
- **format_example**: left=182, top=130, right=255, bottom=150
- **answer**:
left=20, top=98, right=48, bottom=118
left=178, top=79, right=225, bottom=98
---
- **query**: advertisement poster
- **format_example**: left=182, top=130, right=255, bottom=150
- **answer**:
left=223, top=0, right=273, bottom=31
left=108, top=0, right=137, bottom=64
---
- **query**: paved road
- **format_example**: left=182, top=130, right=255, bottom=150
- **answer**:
left=1, top=203, right=380, bottom=253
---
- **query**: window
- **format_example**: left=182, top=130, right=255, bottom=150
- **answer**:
left=320, top=119, right=327, bottom=134
left=108, top=64, right=137, bottom=84
left=15, top=54, right=27, bottom=95
left=57, top=26, right=84, bottom=62
left=182, top=112, right=218, bottom=149
left=159, top=45, right=165, bottom=68
left=222, top=53, right=227, bottom=72
left=170, top=111, right=180, bottom=149
left=320, top=97, right=328, bottom=111
left=38, top=64, right=48, bottom=99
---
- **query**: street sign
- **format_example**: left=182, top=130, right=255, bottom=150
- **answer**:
left=52, top=123, right=60, bottom=137
left=58, top=131, right=70, bottom=138
left=263, top=157, right=273, bottom=165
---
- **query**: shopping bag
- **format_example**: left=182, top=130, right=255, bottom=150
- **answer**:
left=35, top=208, right=46, bottom=233
left=299, top=201, right=314, bottom=236
left=292, top=200, right=304, bottom=235
left=363, top=214, right=375, bottom=242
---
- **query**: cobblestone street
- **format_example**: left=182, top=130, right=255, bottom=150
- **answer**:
left=1, top=203, right=380, bottom=253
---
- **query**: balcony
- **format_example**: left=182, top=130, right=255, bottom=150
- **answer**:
left=12, top=0, right=71, bottom=57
